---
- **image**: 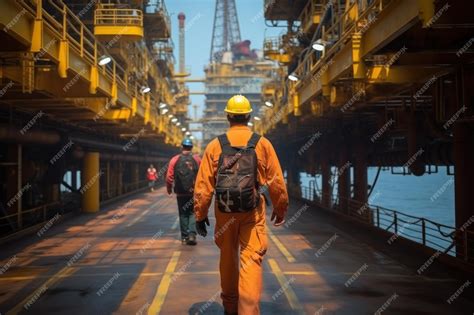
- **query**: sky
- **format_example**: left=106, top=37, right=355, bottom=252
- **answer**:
left=165, top=0, right=281, bottom=120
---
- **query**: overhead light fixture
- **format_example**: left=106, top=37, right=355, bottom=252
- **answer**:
left=161, top=108, right=169, bottom=115
left=312, top=39, right=326, bottom=51
left=140, top=86, right=151, bottom=94
left=247, top=122, right=254, bottom=127
left=264, top=101, right=273, bottom=108
left=254, top=116, right=261, bottom=121
left=288, top=73, right=299, bottom=82
left=181, top=127, right=186, bottom=132
left=176, top=122, right=181, bottom=126
left=185, top=131, right=191, bottom=136
left=159, top=103, right=167, bottom=109
left=168, top=114, right=174, bottom=118
left=171, top=118, right=178, bottom=123
left=98, top=55, right=111, bottom=66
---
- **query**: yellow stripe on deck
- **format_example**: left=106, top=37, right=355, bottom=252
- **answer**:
left=267, top=258, right=304, bottom=313
left=147, top=251, right=181, bottom=315
left=267, top=226, right=296, bottom=263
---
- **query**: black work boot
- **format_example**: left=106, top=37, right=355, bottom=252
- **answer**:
left=186, top=233, right=197, bottom=245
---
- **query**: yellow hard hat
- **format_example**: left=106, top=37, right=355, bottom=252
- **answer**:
left=224, top=95, right=252, bottom=114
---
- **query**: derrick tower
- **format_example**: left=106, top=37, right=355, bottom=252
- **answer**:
left=210, top=0, right=241, bottom=62
left=201, top=0, right=276, bottom=147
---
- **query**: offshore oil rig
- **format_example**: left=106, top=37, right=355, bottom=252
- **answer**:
left=201, top=0, right=275, bottom=146
left=0, top=0, right=473, bottom=314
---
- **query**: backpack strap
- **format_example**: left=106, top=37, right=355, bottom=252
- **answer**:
left=246, top=133, right=261, bottom=149
left=217, top=134, right=230, bottom=148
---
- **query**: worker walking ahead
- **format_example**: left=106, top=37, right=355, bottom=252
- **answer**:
left=194, top=95, right=289, bottom=315
left=166, top=138, right=201, bottom=245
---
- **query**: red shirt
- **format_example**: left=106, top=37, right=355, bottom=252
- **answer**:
left=166, top=151, right=201, bottom=193
left=147, top=167, right=157, bottom=181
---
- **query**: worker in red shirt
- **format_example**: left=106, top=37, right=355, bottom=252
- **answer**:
left=146, top=164, right=157, bottom=192
left=166, top=138, right=201, bottom=245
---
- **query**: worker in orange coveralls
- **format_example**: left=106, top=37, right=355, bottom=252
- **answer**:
left=193, top=95, right=289, bottom=315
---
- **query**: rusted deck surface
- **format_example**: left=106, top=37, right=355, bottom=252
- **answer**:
left=0, top=186, right=473, bottom=314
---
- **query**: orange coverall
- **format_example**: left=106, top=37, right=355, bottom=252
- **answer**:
left=194, top=125, right=289, bottom=315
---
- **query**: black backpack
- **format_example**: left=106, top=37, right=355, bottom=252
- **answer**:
left=174, top=154, right=198, bottom=194
left=215, top=133, right=261, bottom=213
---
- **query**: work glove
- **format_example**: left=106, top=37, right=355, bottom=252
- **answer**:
left=271, top=212, right=285, bottom=227
left=196, top=217, right=210, bottom=237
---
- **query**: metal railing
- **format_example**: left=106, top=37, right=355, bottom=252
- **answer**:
left=94, top=5, right=143, bottom=27
left=294, top=0, right=389, bottom=86
left=298, top=0, right=324, bottom=32
left=299, top=185, right=473, bottom=264
left=0, top=201, right=63, bottom=236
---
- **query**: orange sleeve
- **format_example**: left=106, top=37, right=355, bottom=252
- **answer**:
left=262, top=137, right=288, bottom=218
left=193, top=141, right=217, bottom=221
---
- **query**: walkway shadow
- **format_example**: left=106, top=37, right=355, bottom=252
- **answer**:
left=188, top=301, right=299, bottom=315
left=188, top=301, right=223, bottom=314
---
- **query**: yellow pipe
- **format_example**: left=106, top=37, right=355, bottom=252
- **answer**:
left=81, top=152, right=100, bottom=213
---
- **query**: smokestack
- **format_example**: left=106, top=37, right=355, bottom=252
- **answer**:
left=178, top=12, right=186, bottom=74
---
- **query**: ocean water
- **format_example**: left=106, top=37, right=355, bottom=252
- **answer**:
left=300, top=167, right=455, bottom=227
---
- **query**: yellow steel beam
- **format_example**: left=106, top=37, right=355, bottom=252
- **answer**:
left=297, top=0, right=436, bottom=106
left=103, top=108, right=132, bottom=121
left=366, top=66, right=444, bottom=84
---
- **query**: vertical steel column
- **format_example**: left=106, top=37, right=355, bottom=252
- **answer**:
left=106, top=160, right=111, bottom=198
left=82, top=152, right=100, bottom=213
left=287, top=151, right=302, bottom=198
left=117, top=161, right=123, bottom=195
left=354, top=136, right=368, bottom=218
left=132, top=163, right=140, bottom=190
left=453, top=119, right=474, bottom=259
left=17, top=144, right=22, bottom=229
left=338, top=146, right=350, bottom=214
left=321, top=158, right=331, bottom=208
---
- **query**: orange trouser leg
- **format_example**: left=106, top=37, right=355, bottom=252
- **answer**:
left=238, top=205, right=267, bottom=315
left=215, top=212, right=240, bottom=314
